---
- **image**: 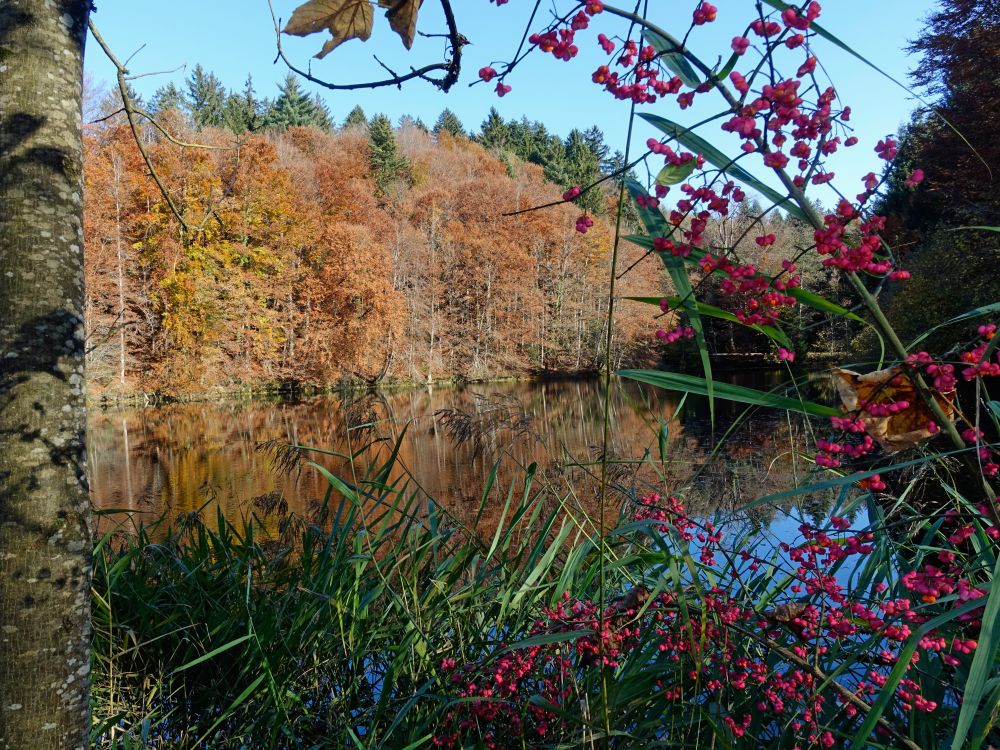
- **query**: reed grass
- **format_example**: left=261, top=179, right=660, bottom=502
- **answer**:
left=90, top=435, right=999, bottom=749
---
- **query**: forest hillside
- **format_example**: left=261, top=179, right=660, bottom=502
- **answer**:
left=83, top=115, right=665, bottom=396
left=82, top=69, right=847, bottom=397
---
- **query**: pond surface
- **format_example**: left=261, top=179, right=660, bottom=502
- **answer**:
left=87, top=374, right=831, bottom=535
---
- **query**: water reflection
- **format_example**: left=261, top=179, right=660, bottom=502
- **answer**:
left=87, top=376, right=824, bottom=534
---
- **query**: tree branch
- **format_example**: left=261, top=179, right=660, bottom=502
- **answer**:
left=88, top=19, right=235, bottom=240
left=267, top=0, right=464, bottom=93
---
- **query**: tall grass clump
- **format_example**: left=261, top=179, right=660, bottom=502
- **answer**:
left=90, top=432, right=1000, bottom=748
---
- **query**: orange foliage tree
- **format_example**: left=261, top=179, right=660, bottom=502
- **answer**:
left=83, top=117, right=660, bottom=395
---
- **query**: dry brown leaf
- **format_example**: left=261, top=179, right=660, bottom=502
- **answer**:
left=284, top=0, right=375, bottom=59
left=378, top=0, right=423, bottom=49
left=833, top=366, right=955, bottom=453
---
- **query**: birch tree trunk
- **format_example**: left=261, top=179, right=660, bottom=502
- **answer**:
left=0, top=1, right=92, bottom=747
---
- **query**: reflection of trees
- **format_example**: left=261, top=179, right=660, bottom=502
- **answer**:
left=88, top=379, right=833, bottom=537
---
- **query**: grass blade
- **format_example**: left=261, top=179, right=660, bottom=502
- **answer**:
left=638, top=112, right=808, bottom=222
left=626, top=178, right=714, bottom=420
left=618, top=368, right=838, bottom=417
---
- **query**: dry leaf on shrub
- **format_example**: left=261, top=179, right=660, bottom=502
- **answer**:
left=833, top=366, right=955, bottom=453
left=379, top=0, right=422, bottom=49
left=284, top=0, right=423, bottom=58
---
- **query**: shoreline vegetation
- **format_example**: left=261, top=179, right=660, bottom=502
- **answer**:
left=91, top=435, right=999, bottom=749
left=87, top=352, right=852, bottom=408
left=77, top=1, right=1000, bottom=749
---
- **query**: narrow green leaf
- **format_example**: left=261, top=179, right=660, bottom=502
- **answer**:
left=503, top=629, right=595, bottom=651
left=626, top=236, right=861, bottom=324
left=656, top=157, right=698, bottom=185
left=643, top=29, right=700, bottom=88
left=193, top=673, right=266, bottom=746
left=638, top=112, right=808, bottom=222
left=787, top=287, right=865, bottom=323
left=626, top=295, right=792, bottom=349
left=626, top=179, right=714, bottom=420
left=618, top=369, right=838, bottom=417
left=949, top=554, right=1000, bottom=749
left=906, top=301, right=1000, bottom=350
left=851, top=597, right=996, bottom=748
left=943, top=225, right=1000, bottom=233
left=170, top=634, right=253, bottom=675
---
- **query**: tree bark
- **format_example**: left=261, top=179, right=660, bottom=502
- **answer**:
left=0, top=1, right=92, bottom=748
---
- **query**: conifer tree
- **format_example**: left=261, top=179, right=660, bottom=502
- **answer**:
left=477, top=107, right=510, bottom=151
left=222, top=75, right=263, bottom=133
left=583, top=125, right=611, bottom=172
left=343, top=105, right=368, bottom=129
left=369, top=114, right=411, bottom=197
left=150, top=82, right=187, bottom=117
left=433, top=108, right=465, bottom=138
left=266, top=73, right=321, bottom=130
left=545, top=129, right=603, bottom=214
left=311, top=93, right=334, bottom=132
left=186, top=64, right=226, bottom=129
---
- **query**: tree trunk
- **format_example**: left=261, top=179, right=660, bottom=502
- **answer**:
left=112, top=152, right=128, bottom=387
left=0, top=2, right=92, bottom=748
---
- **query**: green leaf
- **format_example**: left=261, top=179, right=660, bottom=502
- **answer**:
left=943, top=225, right=1000, bottom=233
left=642, top=29, right=700, bottom=88
left=193, top=673, right=266, bottom=746
left=850, top=597, right=997, bottom=748
left=656, top=157, right=698, bottom=185
left=788, top=287, right=865, bottom=323
left=906, top=301, right=1000, bottom=351
left=625, top=178, right=714, bottom=420
left=625, top=235, right=862, bottom=324
left=625, top=295, right=792, bottom=349
left=170, top=634, right=253, bottom=675
left=949, top=554, right=1000, bottom=750
left=638, top=112, right=809, bottom=222
left=503, top=629, right=595, bottom=651
left=716, top=50, right=741, bottom=80
left=618, top=369, right=839, bottom=418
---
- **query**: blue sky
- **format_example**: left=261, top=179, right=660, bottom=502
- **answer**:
left=85, top=1, right=938, bottom=196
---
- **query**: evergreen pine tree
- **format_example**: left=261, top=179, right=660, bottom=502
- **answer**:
left=117, top=82, right=144, bottom=111
left=583, top=125, right=611, bottom=172
left=369, top=114, right=411, bottom=197
left=544, top=129, right=603, bottom=214
left=343, top=105, right=368, bottom=129
left=433, top=108, right=465, bottom=138
left=265, top=73, right=320, bottom=130
left=150, top=82, right=186, bottom=116
left=186, top=64, right=226, bottom=129
left=398, top=114, right=421, bottom=130
left=311, top=93, right=334, bottom=132
left=477, top=107, right=510, bottom=151
left=222, top=75, right=263, bottom=133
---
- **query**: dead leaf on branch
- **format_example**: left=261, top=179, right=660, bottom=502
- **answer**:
left=833, top=366, right=955, bottom=453
left=284, top=0, right=375, bottom=58
left=379, top=0, right=423, bottom=49
left=284, top=0, right=423, bottom=59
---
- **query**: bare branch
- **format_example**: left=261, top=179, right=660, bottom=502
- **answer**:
left=88, top=19, right=191, bottom=233
left=267, top=0, right=464, bottom=93
left=126, top=63, right=187, bottom=81
left=132, top=109, right=231, bottom=150
left=87, top=19, right=235, bottom=241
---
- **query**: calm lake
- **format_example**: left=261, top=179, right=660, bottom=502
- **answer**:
left=87, top=374, right=833, bottom=535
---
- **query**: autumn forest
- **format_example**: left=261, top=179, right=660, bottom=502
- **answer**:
left=83, top=68, right=840, bottom=397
